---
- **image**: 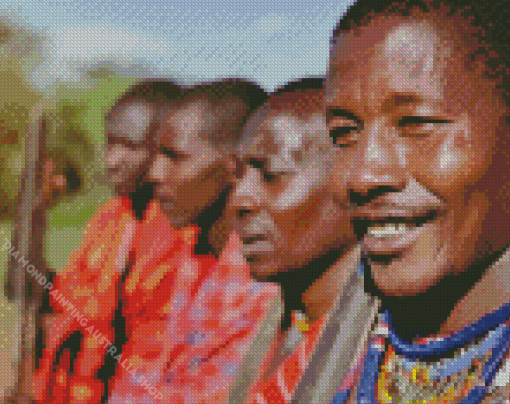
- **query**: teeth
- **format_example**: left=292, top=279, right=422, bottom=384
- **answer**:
left=367, top=222, right=414, bottom=238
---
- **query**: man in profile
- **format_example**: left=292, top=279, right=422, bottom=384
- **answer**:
left=106, top=79, right=280, bottom=404
left=32, top=80, right=182, bottom=403
left=33, top=78, right=278, bottom=404
left=223, top=78, right=366, bottom=404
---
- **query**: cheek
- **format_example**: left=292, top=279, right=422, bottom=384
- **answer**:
left=106, top=148, right=146, bottom=170
left=177, top=162, right=226, bottom=202
left=105, top=147, right=122, bottom=168
left=328, top=153, right=350, bottom=203
left=179, top=155, right=215, bottom=182
left=274, top=186, right=322, bottom=238
left=277, top=169, right=324, bottom=209
left=407, top=126, right=489, bottom=197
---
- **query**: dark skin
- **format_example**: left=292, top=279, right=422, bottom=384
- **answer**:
left=105, top=98, right=155, bottom=199
left=147, top=98, right=239, bottom=256
left=231, top=89, right=358, bottom=330
left=327, top=9, right=510, bottom=341
left=19, top=100, right=155, bottom=401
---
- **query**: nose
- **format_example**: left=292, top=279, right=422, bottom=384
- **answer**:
left=105, top=145, right=127, bottom=168
left=347, top=121, right=407, bottom=205
left=231, top=166, right=262, bottom=220
left=148, top=154, right=169, bottom=183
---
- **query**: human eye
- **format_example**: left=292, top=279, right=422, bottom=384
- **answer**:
left=247, top=158, right=280, bottom=184
left=161, top=147, right=180, bottom=160
left=247, top=158, right=264, bottom=171
left=399, top=117, right=449, bottom=137
left=329, top=125, right=359, bottom=148
left=263, top=171, right=279, bottom=183
left=326, top=110, right=360, bottom=148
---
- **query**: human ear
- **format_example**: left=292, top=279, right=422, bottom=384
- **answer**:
left=41, top=159, right=69, bottom=207
left=225, top=154, right=237, bottom=181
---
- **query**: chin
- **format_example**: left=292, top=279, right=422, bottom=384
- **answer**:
left=247, top=259, right=277, bottom=282
left=370, top=254, right=447, bottom=298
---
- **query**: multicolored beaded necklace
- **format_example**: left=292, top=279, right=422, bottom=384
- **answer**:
left=333, top=300, right=510, bottom=404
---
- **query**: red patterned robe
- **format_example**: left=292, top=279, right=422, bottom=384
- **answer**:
left=35, top=198, right=279, bottom=404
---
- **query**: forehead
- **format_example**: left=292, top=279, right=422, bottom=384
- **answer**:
left=156, top=100, right=212, bottom=149
left=327, top=14, right=459, bottom=111
left=107, top=99, right=154, bottom=142
left=239, top=106, right=325, bottom=164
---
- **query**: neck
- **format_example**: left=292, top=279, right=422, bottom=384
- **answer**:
left=193, top=186, right=230, bottom=256
left=272, top=243, right=361, bottom=331
left=370, top=245, right=510, bottom=342
left=128, top=181, right=154, bottom=221
left=302, top=243, right=362, bottom=324
left=440, top=245, right=510, bottom=335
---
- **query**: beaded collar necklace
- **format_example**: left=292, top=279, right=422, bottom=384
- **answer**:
left=332, top=260, right=510, bottom=404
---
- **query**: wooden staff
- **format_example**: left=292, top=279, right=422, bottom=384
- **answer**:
left=4, top=113, right=48, bottom=404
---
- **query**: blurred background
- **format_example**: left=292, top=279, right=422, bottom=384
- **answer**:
left=0, top=0, right=354, bottom=394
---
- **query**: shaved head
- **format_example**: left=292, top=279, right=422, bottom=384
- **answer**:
left=176, top=79, right=267, bottom=153
left=239, top=87, right=328, bottom=172
left=233, top=83, right=355, bottom=280
left=107, top=99, right=155, bottom=143
left=104, top=80, right=182, bottom=196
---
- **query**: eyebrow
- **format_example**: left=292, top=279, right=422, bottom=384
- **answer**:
left=326, top=93, right=430, bottom=122
left=382, top=93, right=424, bottom=112
left=238, top=153, right=270, bottom=167
left=107, top=132, right=146, bottom=146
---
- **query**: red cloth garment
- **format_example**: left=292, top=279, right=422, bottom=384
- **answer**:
left=108, top=201, right=280, bottom=404
left=34, top=197, right=137, bottom=404
left=36, top=196, right=279, bottom=404
left=246, top=312, right=325, bottom=404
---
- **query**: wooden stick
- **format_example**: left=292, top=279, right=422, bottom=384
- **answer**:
left=5, top=114, right=47, bottom=404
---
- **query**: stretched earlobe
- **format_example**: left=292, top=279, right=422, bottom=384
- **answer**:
left=225, top=155, right=237, bottom=178
left=41, top=159, right=68, bottom=207
left=52, top=174, right=67, bottom=192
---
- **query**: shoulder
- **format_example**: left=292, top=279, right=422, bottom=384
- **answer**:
left=85, top=197, right=134, bottom=228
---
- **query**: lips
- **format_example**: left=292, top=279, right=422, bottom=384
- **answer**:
left=240, top=235, right=273, bottom=258
left=353, top=207, right=439, bottom=256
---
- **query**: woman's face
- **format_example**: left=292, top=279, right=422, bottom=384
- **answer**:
left=327, top=10, right=510, bottom=296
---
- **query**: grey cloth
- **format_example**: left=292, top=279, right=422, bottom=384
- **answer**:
left=293, top=247, right=510, bottom=404
left=226, top=290, right=283, bottom=404
left=291, top=268, right=379, bottom=404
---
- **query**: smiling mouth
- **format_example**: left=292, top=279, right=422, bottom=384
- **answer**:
left=353, top=209, right=438, bottom=257
left=354, top=210, right=437, bottom=237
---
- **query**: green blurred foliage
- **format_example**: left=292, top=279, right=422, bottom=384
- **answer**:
left=0, top=18, right=44, bottom=220
left=1, top=13, right=139, bottom=271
